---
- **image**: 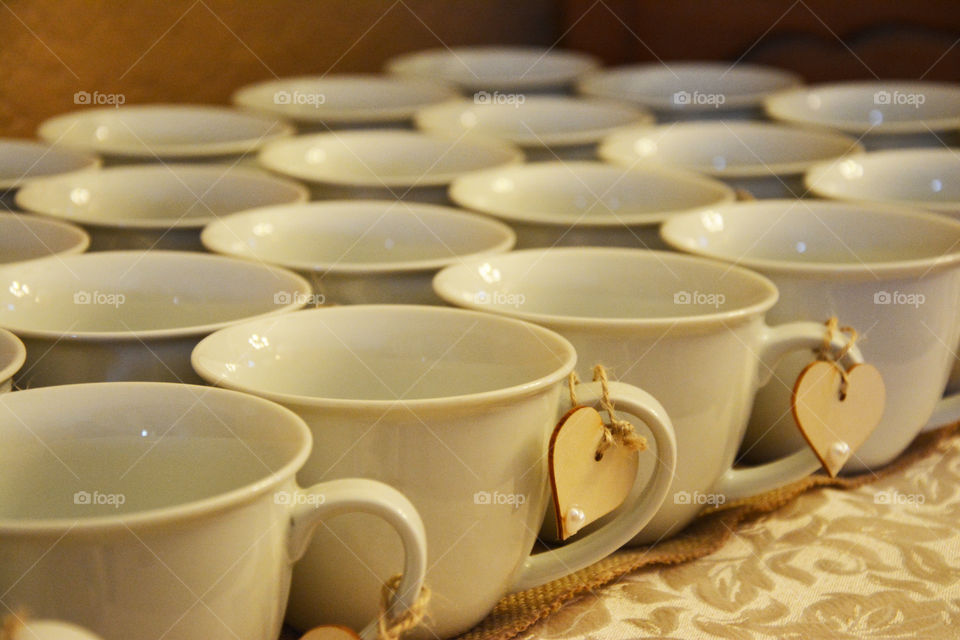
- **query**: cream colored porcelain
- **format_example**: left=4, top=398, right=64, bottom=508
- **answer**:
left=258, top=129, right=522, bottom=202
left=15, top=164, right=308, bottom=251
left=233, top=74, right=458, bottom=131
left=765, top=81, right=960, bottom=149
left=0, top=139, right=99, bottom=206
left=414, top=96, right=653, bottom=161
left=0, top=251, right=310, bottom=387
left=191, top=305, right=677, bottom=638
left=661, top=200, right=960, bottom=472
left=433, top=248, right=862, bottom=543
left=577, top=61, right=802, bottom=121
left=598, top=121, right=863, bottom=198
left=805, top=149, right=960, bottom=218
left=448, top=161, right=734, bottom=249
left=0, top=382, right=427, bottom=640
left=201, top=200, right=515, bottom=304
left=0, top=212, right=89, bottom=263
left=0, top=327, right=25, bottom=392
left=37, top=105, right=294, bottom=164
left=386, top=46, right=600, bottom=93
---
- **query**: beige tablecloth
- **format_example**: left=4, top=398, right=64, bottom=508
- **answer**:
left=512, top=434, right=960, bottom=640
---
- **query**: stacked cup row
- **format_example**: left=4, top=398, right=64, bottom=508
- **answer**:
left=3, top=46, right=960, bottom=640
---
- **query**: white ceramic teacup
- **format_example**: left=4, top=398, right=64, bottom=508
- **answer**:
left=37, top=105, right=294, bottom=165
left=433, top=248, right=862, bottom=543
left=0, top=212, right=89, bottom=263
left=805, top=149, right=960, bottom=394
left=232, top=73, right=459, bottom=131
left=661, top=200, right=960, bottom=472
left=0, top=139, right=99, bottom=208
left=201, top=200, right=515, bottom=304
left=577, top=61, right=802, bottom=122
left=386, top=46, right=600, bottom=93
left=15, top=164, right=308, bottom=251
left=414, top=96, right=653, bottom=161
left=257, top=129, right=522, bottom=203
left=764, top=81, right=960, bottom=150
left=0, top=327, right=25, bottom=392
left=805, top=149, right=960, bottom=219
left=598, top=121, right=863, bottom=198
left=191, top=305, right=677, bottom=638
left=0, top=382, right=427, bottom=640
left=0, top=251, right=311, bottom=387
left=448, top=161, right=734, bottom=249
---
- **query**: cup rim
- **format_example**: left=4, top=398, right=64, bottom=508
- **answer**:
left=37, top=104, right=295, bottom=159
left=0, top=212, right=91, bottom=259
left=0, top=138, right=102, bottom=190
left=660, top=199, right=960, bottom=277
left=597, top=121, right=864, bottom=178
left=0, top=382, right=311, bottom=532
left=231, top=73, right=460, bottom=124
left=191, top=305, right=578, bottom=411
left=413, top=96, right=655, bottom=148
left=448, top=160, right=736, bottom=227
left=0, top=250, right=311, bottom=341
left=431, top=247, right=781, bottom=330
left=14, top=163, right=310, bottom=230
left=575, top=60, right=804, bottom=111
left=804, top=149, right=960, bottom=214
left=200, top=199, right=517, bottom=274
left=0, top=327, right=26, bottom=383
left=257, top=129, right=524, bottom=188
left=385, top=46, right=601, bottom=91
left=764, top=80, right=960, bottom=134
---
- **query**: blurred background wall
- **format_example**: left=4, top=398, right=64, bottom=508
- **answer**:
left=1, top=0, right=957, bottom=137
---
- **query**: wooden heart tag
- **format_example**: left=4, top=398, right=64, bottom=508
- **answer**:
left=548, top=406, right=639, bottom=540
left=300, top=626, right=361, bottom=640
left=791, top=360, right=885, bottom=477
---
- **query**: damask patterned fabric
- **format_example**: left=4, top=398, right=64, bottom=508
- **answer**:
left=516, top=437, right=960, bottom=640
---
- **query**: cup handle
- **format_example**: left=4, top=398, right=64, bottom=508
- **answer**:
left=713, top=321, right=864, bottom=501
left=509, top=380, right=677, bottom=592
left=287, top=478, right=428, bottom=640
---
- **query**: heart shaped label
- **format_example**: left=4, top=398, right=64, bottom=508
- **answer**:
left=300, top=625, right=361, bottom=640
left=791, top=361, right=886, bottom=477
left=549, top=406, right=639, bottom=540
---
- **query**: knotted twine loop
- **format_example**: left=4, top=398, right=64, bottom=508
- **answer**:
left=568, top=365, right=647, bottom=460
left=378, top=574, right=431, bottom=640
left=818, top=316, right=858, bottom=401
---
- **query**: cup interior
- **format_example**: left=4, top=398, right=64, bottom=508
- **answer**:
left=15, top=164, right=307, bottom=228
left=0, top=328, right=25, bottom=382
left=0, top=251, right=309, bottom=336
left=201, top=200, right=514, bottom=271
left=415, top=97, right=651, bottom=145
left=0, top=383, right=306, bottom=523
left=599, top=122, right=861, bottom=175
left=258, top=130, right=521, bottom=186
left=0, top=139, right=99, bottom=190
left=765, top=82, right=960, bottom=132
left=38, top=105, right=292, bottom=157
left=661, top=201, right=960, bottom=270
left=577, top=62, right=801, bottom=110
left=449, top=161, right=733, bottom=226
left=432, top=248, right=776, bottom=323
left=0, top=213, right=89, bottom=263
left=806, top=151, right=960, bottom=210
left=232, top=74, right=458, bottom=124
left=387, top=46, right=598, bottom=89
left=192, top=306, right=574, bottom=403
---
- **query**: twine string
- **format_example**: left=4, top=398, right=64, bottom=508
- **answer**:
left=568, top=365, right=647, bottom=460
left=378, top=574, right=431, bottom=640
left=819, top=316, right=858, bottom=401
